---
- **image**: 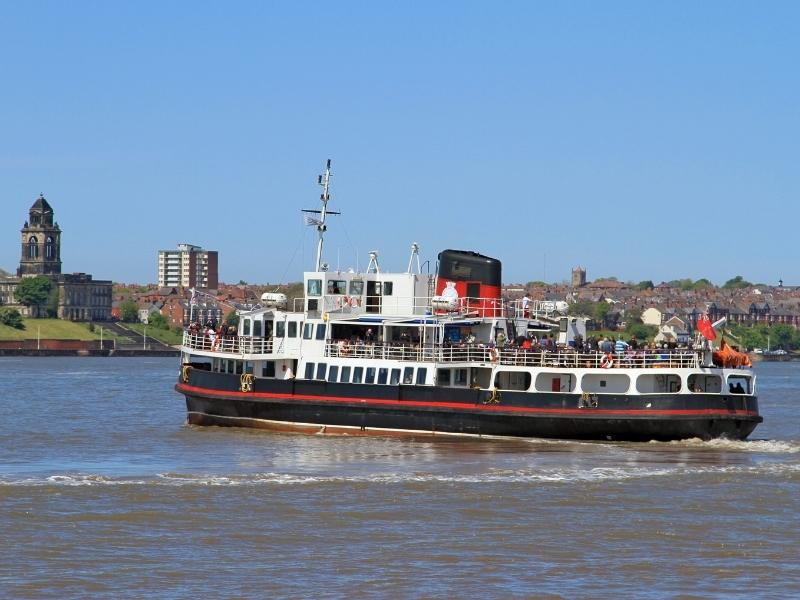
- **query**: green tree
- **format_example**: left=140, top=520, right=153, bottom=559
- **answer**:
left=723, top=275, right=752, bottom=289
left=224, top=311, right=240, bottom=327
left=593, top=301, right=611, bottom=325
left=46, top=286, right=60, bottom=318
left=0, top=307, right=25, bottom=329
left=149, top=311, right=168, bottom=329
left=567, top=300, right=596, bottom=317
left=692, top=278, right=714, bottom=289
left=14, top=276, right=52, bottom=316
left=120, top=299, right=139, bottom=322
left=636, top=280, right=654, bottom=290
left=626, top=323, right=657, bottom=341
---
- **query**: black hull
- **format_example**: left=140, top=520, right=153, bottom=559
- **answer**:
left=176, top=370, right=761, bottom=442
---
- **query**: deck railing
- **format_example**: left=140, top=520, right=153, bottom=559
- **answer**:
left=182, top=332, right=274, bottom=355
left=323, top=341, right=701, bottom=369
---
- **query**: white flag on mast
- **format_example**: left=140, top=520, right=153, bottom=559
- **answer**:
left=304, top=214, right=323, bottom=226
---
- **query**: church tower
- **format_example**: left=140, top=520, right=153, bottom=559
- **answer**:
left=18, top=194, right=62, bottom=277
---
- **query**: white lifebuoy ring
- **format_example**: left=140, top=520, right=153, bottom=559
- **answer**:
left=489, top=348, right=499, bottom=363
left=600, top=353, right=614, bottom=369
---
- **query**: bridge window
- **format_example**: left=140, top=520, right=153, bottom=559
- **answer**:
left=327, top=280, right=346, bottom=294
left=390, top=369, right=401, bottom=385
left=383, top=282, right=393, bottom=296
left=340, top=366, right=351, bottom=383
left=403, top=367, right=414, bottom=384
left=276, top=321, right=285, bottom=337
left=307, top=279, right=322, bottom=296
left=352, top=367, right=363, bottom=384
left=262, top=361, right=276, bottom=378
left=304, top=363, right=315, bottom=379
left=365, top=367, right=376, bottom=384
left=436, top=369, right=451, bottom=386
left=303, top=323, right=313, bottom=339
left=243, top=319, right=251, bottom=335
left=453, top=369, right=468, bottom=387
left=349, top=280, right=364, bottom=295
left=415, top=368, right=427, bottom=385
left=288, top=322, right=298, bottom=338
left=315, top=324, right=327, bottom=340
left=253, top=320, right=262, bottom=337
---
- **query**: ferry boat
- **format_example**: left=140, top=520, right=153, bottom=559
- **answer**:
left=175, top=161, right=762, bottom=441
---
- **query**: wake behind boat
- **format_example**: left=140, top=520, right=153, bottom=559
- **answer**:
left=175, top=161, right=761, bottom=441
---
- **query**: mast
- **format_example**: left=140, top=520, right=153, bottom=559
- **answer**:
left=302, top=159, right=340, bottom=272
left=315, top=159, right=332, bottom=272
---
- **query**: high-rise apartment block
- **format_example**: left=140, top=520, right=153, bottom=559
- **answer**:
left=158, top=243, right=218, bottom=289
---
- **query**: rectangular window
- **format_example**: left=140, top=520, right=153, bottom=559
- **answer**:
left=253, top=320, right=262, bottom=337
left=327, top=366, right=339, bottom=382
left=340, top=366, right=351, bottom=383
left=305, top=363, right=315, bottom=379
left=454, top=369, right=468, bottom=387
left=262, top=361, right=276, bottom=378
left=327, top=280, right=346, bottom=294
left=416, top=368, right=427, bottom=385
left=288, top=322, right=298, bottom=338
left=437, top=369, right=451, bottom=386
left=243, top=319, right=251, bottom=335
left=390, top=369, right=401, bottom=385
left=315, top=324, right=327, bottom=340
left=303, top=323, right=313, bottom=339
left=365, top=367, right=376, bottom=384
left=349, top=280, right=364, bottom=295
left=316, top=363, right=327, bottom=380
left=245, top=362, right=254, bottom=374
left=352, top=367, right=363, bottom=384
left=308, top=299, right=318, bottom=311
left=403, top=367, right=414, bottom=384
left=307, top=279, right=322, bottom=296
left=235, top=361, right=244, bottom=375
left=276, top=321, right=286, bottom=337
left=378, top=368, right=388, bottom=384
left=383, top=282, right=393, bottom=296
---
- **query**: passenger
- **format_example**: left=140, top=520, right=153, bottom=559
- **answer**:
left=615, top=337, right=629, bottom=354
left=464, top=330, right=477, bottom=346
left=365, top=328, right=375, bottom=343
left=601, top=337, right=614, bottom=353
left=496, top=331, right=507, bottom=348
left=628, top=335, right=638, bottom=350
left=522, top=293, right=531, bottom=318
left=732, top=382, right=745, bottom=394
left=282, top=364, right=294, bottom=379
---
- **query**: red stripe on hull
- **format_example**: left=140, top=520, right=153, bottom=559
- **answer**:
left=175, top=383, right=759, bottom=419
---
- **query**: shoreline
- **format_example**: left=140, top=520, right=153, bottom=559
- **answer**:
left=0, top=348, right=179, bottom=357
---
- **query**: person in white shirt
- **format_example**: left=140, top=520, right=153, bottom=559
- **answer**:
left=282, top=365, right=294, bottom=379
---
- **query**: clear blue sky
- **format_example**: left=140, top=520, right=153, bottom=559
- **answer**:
left=1, top=2, right=797, bottom=286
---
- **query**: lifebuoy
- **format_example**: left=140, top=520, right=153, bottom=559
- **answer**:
left=489, top=348, right=499, bottom=363
left=600, top=353, right=614, bottom=369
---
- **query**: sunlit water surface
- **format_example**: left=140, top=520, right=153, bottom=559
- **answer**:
left=1, top=357, right=798, bottom=598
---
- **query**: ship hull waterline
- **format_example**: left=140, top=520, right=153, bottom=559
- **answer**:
left=175, top=375, right=761, bottom=443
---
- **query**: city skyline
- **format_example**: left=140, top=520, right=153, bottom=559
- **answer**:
left=1, top=3, right=798, bottom=286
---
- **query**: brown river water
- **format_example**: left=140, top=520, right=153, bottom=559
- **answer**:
left=1, top=357, right=798, bottom=598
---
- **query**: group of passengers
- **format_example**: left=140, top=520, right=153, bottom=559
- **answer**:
left=188, top=320, right=238, bottom=351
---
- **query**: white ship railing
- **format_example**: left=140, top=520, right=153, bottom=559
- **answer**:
left=182, top=332, right=274, bottom=354
left=323, top=341, right=701, bottom=369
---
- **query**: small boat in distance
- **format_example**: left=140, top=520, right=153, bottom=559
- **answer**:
left=175, top=160, right=762, bottom=441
